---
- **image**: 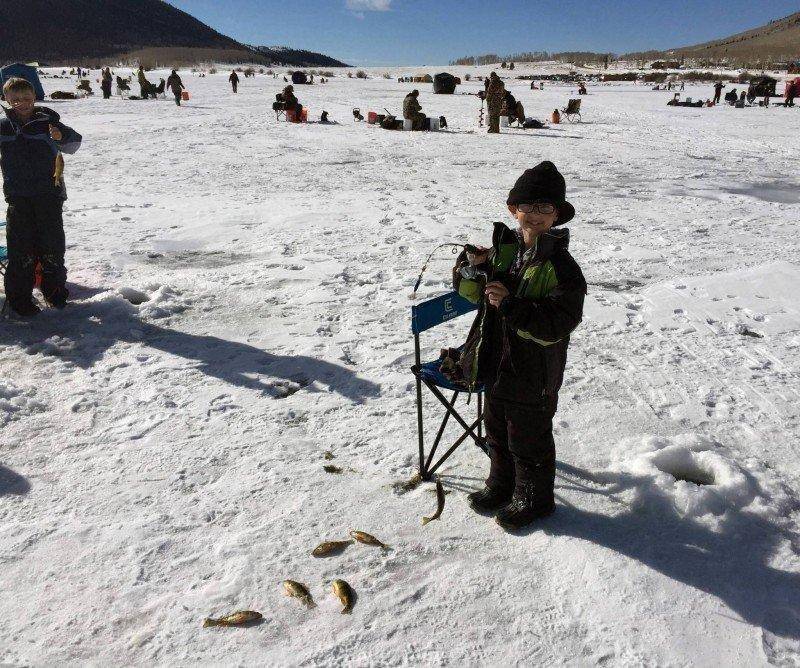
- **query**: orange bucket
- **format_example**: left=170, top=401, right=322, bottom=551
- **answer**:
left=181, top=91, right=190, bottom=101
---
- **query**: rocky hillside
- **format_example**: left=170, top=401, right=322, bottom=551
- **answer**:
left=623, top=11, right=800, bottom=64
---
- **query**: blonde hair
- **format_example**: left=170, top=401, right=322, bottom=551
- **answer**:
left=3, top=77, right=35, bottom=97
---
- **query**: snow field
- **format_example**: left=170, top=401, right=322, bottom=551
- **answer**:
left=1, top=67, right=799, bottom=665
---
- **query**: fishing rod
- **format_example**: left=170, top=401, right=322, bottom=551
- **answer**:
left=409, top=242, right=464, bottom=300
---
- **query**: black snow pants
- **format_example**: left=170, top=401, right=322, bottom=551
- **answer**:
left=484, top=395, right=556, bottom=506
left=4, top=196, right=68, bottom=309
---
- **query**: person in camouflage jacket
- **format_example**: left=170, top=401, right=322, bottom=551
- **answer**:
left=402, top=90, right=426, bottom=130
left=486, top=72, right=504, bottom=134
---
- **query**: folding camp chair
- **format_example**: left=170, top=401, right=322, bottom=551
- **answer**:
left=411, top=291, right=489, bottom=481
left=561, top=98, right=582, bottom=123
left=273, top=94, right=286, bottom=121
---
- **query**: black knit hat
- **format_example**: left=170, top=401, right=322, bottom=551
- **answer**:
left=506, top=161, right=575, bottom=225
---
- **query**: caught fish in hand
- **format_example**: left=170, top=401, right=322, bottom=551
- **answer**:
left=283, top=580, right=316, bottom=608
left=422, top=479, right=446, bottom=525
left=332, top=579, right=356, bottom=614
left=350, top=530, right=389, bottom=549
left=203, top=610, right=263, bottom=628
left=312, top=539, right=353, bottom=558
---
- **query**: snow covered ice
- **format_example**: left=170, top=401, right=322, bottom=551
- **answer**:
left=1, top=66, right=800, bottom=665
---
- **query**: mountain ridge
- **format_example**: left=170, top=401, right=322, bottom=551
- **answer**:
left=0, top=0, right=348, bottom=67
left=452, top=12, right=800, bottom=67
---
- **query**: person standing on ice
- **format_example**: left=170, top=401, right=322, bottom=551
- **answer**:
left=0, top=77, right=82, bottom=316
left=166, top=70, right=185, bottom=106
left=453, top=161, right=586, bottom=531
left=486, top=72, right=504, bottom=134
left=713, top=81, right=724, bottom=104
left=137, top=66, right=152, bottom=99
left=101, top=68, right=112, bottom=99
left=229, top=70, right=240, bottom=93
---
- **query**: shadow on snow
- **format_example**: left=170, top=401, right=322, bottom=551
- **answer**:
left=0, top=295, right=380, bottom=404
left=0, top=465, right=31, bottom=496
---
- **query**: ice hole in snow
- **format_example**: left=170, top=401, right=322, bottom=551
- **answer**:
left=118, top=287, right=150, bottom=305
left=653, top=460, right=715, bottom=487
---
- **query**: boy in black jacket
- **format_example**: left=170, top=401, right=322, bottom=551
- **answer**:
left=1, top=77, right=82, bottom=316
left=454, top=162, right=586, bottom=531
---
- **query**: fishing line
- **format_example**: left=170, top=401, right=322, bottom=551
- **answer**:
left=409, top=242, right=464, bottom=300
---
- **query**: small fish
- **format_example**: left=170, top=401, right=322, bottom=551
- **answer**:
left=422, top=479, right=446, bottom=525
left=393, top=472, right=422, bottom=495
left=324, top=451, right=335, bottom=460
left=203, top=610, right=262, bottom=628
left=312, top=540, right=353, bottom=558
left=283, top=580, right=316, bottom=608
left=53, top=153, right=64, bottom=187
left=350, top=530, right=389, bottom=549
left=332, top=579, right=355, bottom=614
left=323, top=465, right=343, bottom=474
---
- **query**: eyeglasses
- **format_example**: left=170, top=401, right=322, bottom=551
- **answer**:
left=518, top=202, right=556, bottom=214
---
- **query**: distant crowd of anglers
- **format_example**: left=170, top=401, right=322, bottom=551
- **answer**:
left=43, top=66, right=800, bottom=126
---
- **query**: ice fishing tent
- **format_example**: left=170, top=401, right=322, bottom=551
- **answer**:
left=291, top=71, right=308, bottom=85
left=0, top=63, right=45, bottom=101
left=747, top=75, right=777, bottom=97
left=433, top=72, right=458, bottom=94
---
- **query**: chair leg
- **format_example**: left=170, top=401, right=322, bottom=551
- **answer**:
left=415, top=375, right=426, bottom=478
left=424, top=391, right=459, bottom=472
left=477, top=393, right=483, bottom=440
left=424, top=380, right=486, bottom=449
left=427, top=414, right=487, bottom=477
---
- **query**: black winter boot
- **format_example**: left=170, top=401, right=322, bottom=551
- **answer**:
left=10, top=299, right=41, bottom=317
left=495, top=483, right=555, bottom=531
left=468, top=485, right=514, bottom=514
left=44, top=286, right=68, bottom=309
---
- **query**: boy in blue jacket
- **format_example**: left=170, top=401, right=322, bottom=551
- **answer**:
left=1, top=77, right=82, bottom=315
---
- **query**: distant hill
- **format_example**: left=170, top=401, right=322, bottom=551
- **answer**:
left=251, top=46, right=348, bottom=68
left=0, top=0, right=347, bottom=67
left=453, top=13, right=800, bottom=69
left=622, top=11, right=800, bottom=65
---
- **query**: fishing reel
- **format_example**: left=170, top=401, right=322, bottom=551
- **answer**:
left=458, top=265, right=489, bottom=282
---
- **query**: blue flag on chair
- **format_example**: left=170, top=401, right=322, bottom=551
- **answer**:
left=411, top=291, right=478, bottom=335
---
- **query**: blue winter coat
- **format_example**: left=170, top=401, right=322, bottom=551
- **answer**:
left=0, top=106, right=82, bottom=200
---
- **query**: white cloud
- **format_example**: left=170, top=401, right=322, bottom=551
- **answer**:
left=346, top=0, right=392, bottom=11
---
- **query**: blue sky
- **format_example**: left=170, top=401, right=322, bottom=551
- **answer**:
left=168, top=0, right=800, bottom=65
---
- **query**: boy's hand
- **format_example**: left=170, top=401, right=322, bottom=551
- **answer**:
left=49, top=125, right=62, bottom=141
left=485, top=281, right=509, bottom=308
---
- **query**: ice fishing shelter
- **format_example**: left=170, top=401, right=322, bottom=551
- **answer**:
left=747, top=75, right=778, bottom=97
left=433, top=72, right=458, bottom=94
left=291, top=70, right=308, bottom=85
left=0, top=63, right=45, bottom=101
